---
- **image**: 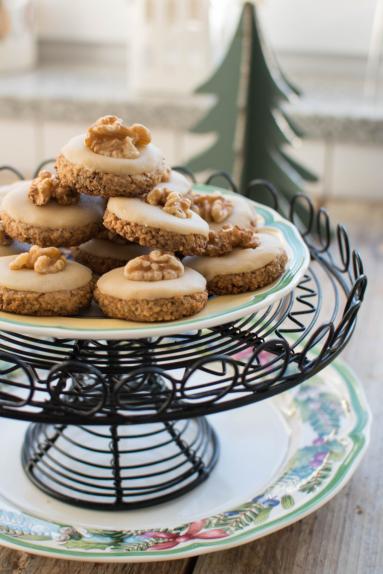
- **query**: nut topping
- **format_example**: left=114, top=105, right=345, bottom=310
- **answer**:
left=146, top=186, right=192, bottom=219
left=0, top=221, right=12, bottom=247
left=206, top=226, right=260, bottom=255
left=9, top=246, right=67, bottom=274
left=124, top=250, right=184, bottom=281
left=190, top=192, right=233, bottom=223
left=28, top=170, right=79, bottom=206
left=85, top=115, right=151, bottom=159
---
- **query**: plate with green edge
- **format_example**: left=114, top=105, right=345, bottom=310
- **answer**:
left=0, top=355, right=371, bottom=562
left=0, top=185, right=310, bottom=340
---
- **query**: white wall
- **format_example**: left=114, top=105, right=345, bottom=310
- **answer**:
left=259, top=0, right=378, bottom=56
left=35, top=0, right=380, bottom=57
left=36, top=0, right=129, bottom=43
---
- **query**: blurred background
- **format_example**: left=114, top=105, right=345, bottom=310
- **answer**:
left=0, top=0, right=382, bottom=203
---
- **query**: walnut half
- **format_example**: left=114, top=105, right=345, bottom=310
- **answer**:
left=124, top=250, right=184, bottom=281
left=146, top=186, right=192, bottom=219
left=190, top=192, right=233, bottom=223
left=206, top=225, right=260, bottom=255
left=10, top=246, right=67, bottom=275
left=85, top=115, right=151, bottom=159
left=29, top=170, right=79, bottom=206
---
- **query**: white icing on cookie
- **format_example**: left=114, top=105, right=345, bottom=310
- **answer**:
left=209, top=194, right=258, bottom=231
left=0, top=181, right=22, bottom=208
left=0, top=256, right=92, bottom=293
left=79, top=239, right=149, bottom=260
left=154, top=170, right=192, bottom=195
left=97, top=266, right=206, bottom=300
left=2, top=181, right=104, bottom=228
left=185, top=232, right=286, bottom=280
left=62, top=134, right=165, bottom=176
left=107, top=197, right=209, bottom=237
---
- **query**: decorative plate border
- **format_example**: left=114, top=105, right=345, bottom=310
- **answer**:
left=0, top=358, right=371, bottom=562
left=0, top=186, right=310, bottom=340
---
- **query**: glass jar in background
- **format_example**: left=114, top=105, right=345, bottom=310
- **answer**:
left=0, top=0, right=36, bottom=73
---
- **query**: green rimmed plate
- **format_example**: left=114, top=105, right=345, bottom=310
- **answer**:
left=0, top=185, right=310, bottom=339
left=0, top=357, right=371, bottom=562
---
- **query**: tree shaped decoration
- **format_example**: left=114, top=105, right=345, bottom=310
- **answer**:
left=187, top=1, right=317, bottom=206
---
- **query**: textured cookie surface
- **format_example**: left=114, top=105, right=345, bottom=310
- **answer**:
left=103, top=209, right=208, bottom=255
left=95, top=289, right=208, bottom=322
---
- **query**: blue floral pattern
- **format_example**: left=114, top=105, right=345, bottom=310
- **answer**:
left=0, top=360, right=369, bottom=558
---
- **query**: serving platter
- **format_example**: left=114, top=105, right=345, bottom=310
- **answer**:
left=0, top=185, right=310, bottom=340
left=0, top=357, right=370, bottom=562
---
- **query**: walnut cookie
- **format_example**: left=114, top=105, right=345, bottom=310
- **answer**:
left=55, top=115, right=170, bottom=198
left=189, top=191, right=260, bottom=256
left=72, top=238, right=149, bottom=275
left=185, top=232, right=288, bottom=295
left=0, top=246, right=94, bottom=316
left=103, top=179, right=209, bottom=255
left=94, top=250, right=208, bottom=322
left=1, top=177, right=103, bottom=247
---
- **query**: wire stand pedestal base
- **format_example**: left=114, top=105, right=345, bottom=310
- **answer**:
left=0, top=168, right=367, bottom=513
left=21, top=418, right=219, bottom=510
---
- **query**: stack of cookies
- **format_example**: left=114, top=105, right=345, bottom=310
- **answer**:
left=0, top=115, right=287, bottom=322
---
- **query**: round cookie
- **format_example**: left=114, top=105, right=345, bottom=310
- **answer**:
left=55, top=117, right=169, bottom=198
left=0, top=251, right=94, bottom=316
left=190, top=192, right=259, bottom=256
left=1, top=180, right=103, bottom=247
left=95, top=251, right=208, bottom=322
left=72, top=239, right=149, bottom=275
left=185, top=232, right=288, bottom=295
left=103, top=182, right=209, bottom=255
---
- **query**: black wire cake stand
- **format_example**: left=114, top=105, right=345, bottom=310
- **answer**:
left=0, top=166, right=367, bottom=511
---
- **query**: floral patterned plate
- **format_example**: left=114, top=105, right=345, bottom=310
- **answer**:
left=0, top=357, right=370, bottom=562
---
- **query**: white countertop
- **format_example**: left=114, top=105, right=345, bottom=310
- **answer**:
left=0, top=53, right=382, bottom=144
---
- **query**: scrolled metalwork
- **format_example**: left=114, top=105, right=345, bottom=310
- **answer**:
left=0, top=167, right=366, bottom=427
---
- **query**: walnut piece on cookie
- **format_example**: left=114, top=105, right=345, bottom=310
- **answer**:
left=190, top=192, right=233, bottom=223
left=189, top=191, right=260, bottom=256
left=29, top=170, right=79, bottom=206
left=85, top=115, right=151, bottom=159
left=206, top=225, right=260, bottom=256
left=146, top=186, right=192, bottom=219
left=10, top=245, right=67, bottom=274
left=124, top=250, right=184, bottom=281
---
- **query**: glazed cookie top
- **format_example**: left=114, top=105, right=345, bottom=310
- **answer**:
left=0, top=181, right=21, bottom=207
left=97, top=266, right=206, bottom=300
left=107, top=197, right=209, bottom=236
left=78, top=239, right=149, bottom=261
left=61, top=134, right=165, bottom=177
left=0, top=255, right=92, bottom=293
left=153, top=170, right=192, bottom=196
left=2, top=181, right=104, bottom=228
left=185, top=231, right=287, bottom=281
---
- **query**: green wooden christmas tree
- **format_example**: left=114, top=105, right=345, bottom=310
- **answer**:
left=187, top=1, right=317, bottom=205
